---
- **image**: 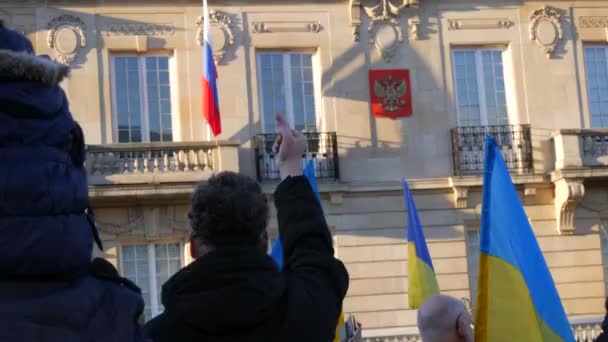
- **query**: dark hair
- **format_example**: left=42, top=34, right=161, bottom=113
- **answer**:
left=0, top=20, right=4, bottom=29
left=189, top=171, right=269, bottom=247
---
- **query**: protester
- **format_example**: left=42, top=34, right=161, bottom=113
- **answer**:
left=144, top=114, right=349, bottom=341
left=417, top=294, right=474, bottom=342
left=596, top=297, right=608, bottom=342
left=0, top=21, right=146, bottom=341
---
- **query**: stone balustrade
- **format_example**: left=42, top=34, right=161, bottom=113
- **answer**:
left=86, top=141, right=240, bottom=186
left=553, top=129, right=608, bottom=169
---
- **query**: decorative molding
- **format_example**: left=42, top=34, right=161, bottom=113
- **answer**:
left=96, top=209, right=143, bottom=236
left=524, top=185, right=537, bottom=204
left=251, top=21, right=322, bottom=34
left=104, top=23, right=175, bottom=36
left=197, top=11, right=235, bottom=65
left=329, top=192, right=344, bottom=205
left=350, top=0, right=419, bottom=61
left=554, top=178, right=585, bottom=235
left=529, top=6, right=563, bottom=58
left=47, top=14, right=86, bottom=64
left=579, top=16, right=608, bottom=28
left=447, top=18, right=511, bottom=30
left=408, top=18, right=420, bottom=40
left=453, top=186, right=469, bottom=209
left=350, top=0, right=362, bottom=41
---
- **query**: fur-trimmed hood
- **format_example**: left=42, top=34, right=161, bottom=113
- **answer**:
left=0, top=49, right=70, bottom=86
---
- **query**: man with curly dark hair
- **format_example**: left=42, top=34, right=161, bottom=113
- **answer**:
left=144, top=114, right=349, bottom=342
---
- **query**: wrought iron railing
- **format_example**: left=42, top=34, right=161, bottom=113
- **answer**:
left=450, top=125, right=532, bottom=175
left=254, top=132, right=340, bottom=182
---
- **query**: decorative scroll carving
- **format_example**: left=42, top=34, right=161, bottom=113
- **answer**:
left=349, top=0, right=419, bottom=62
left=47, top=14, right=86, bottom=64
left=447, top=18, right=511, bottom=30
left=408, top=18, right=420, bottom=40
left=104, top=23, right=175, bottom=36
left=530, top=6, right=563, bottom=58
left=197, top=11, right=235, bottom=65
left=453, top=186, right=469, bottom=209
left=554, top=178, right=585, bottom=235
left=579, top=16, right=608, bottom=28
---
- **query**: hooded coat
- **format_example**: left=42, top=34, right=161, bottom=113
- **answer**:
left=0, top=22, right=146, bottom=342
left=145, top=176, right=349, bottom=342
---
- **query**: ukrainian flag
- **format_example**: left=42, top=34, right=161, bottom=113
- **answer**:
left=402, top=177, right=439, bottom=309
left=475, top=136, right=574, bottom=342
left=270, top=160, right=346, bottom=342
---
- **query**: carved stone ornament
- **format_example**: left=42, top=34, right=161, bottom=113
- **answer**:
left=408, top=18, right=420, bottom=40
left=196, top=11, right=235, bottom=65
left=554, top=178, right=585, bottom=235
left=529, top=6, right=563, bottom=58
left=96, top=209, right=144, bottom=236
left=447, top=18, right=511, bottom=30
left=104, top=23, right=175, bottom=36
left=251, top=21, right=322, bottom=34
left=579, top=16, right=608, bottom=28
left=350, top=0, right=418, bottom=60
left=453, top=186, right=469, bottom=209
left=47, top=14, right=86, bottom=64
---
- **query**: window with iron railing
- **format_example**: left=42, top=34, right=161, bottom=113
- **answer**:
left=254, top=132, right=339, bottom=182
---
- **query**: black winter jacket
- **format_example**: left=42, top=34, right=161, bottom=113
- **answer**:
left=145, top=176, right=349, bottom=342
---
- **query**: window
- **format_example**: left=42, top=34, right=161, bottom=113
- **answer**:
left=257, top=52, right=318, bottom=133
left=584, top=46, right=608, bottom=127
left=121, top=243, right=184, bottom=320
left=452, top=49, right=509, bottom=127
left=465, top=229, right=480, bottom=302
left=112, top=55, right=174, bottom=143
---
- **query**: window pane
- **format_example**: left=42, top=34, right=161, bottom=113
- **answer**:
left=258, top=54, right=286, bottom=133
left=121, top=245, right=152, bottom=320
left=113, top=56, right=144, bottom=143
left=481, top=50, right=508, bottom=126
left=144, top=56, right=173, bottom=142
left=452, top=51, right=482, bottom=126
left=585, top=46, right=608, bottom=127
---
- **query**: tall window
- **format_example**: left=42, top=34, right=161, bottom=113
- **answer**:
left=257, top=52, right=318, bottom=133
left=112, top=55, right=174, bottom=143
left=584, top=46, right=608, bottom=127
left=121, top=243, right=183, bottom=320
left=465, top=229, right=480, bottom=302
left=452, top=49, right=509, bottom=127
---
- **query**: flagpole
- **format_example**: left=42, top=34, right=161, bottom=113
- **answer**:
left=203, top=0, right=211, bottom=142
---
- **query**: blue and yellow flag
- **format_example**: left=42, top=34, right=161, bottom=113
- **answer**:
left=475, top=136, right=574, bottom=342
left=402, top=177, right=439, bottom=309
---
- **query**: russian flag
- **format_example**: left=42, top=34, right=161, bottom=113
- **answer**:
left=201, top=0, right=221, bottom=137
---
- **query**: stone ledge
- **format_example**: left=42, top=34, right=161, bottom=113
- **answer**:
left=551, top=168, right=608, bottom=182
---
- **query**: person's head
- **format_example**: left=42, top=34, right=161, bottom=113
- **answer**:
left=188, top=171, right=269, bottom=258
left=417, top=295, right=474, bottom=342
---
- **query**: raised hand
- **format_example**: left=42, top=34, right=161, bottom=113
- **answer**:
left=273, top=114, right=305, bottom=179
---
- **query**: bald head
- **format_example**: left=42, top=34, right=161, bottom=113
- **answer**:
left=417, top=295, right=473, bottom=342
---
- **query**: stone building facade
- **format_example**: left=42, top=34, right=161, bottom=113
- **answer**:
left=2, top=0, right=608, bottom=338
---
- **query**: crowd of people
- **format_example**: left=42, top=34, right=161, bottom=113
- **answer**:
left=2, top=19, right=606, bottom=342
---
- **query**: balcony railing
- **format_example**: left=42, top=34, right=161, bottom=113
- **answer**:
left=86, top=141, right=239, bottom=185
left=451, top=125, right=533, bottom=176
left=553, top=129, right=608, bottom=169
left=254, top=132, right=340, bottom=182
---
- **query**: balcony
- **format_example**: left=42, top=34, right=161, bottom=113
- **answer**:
left=254, top=132, right=340, bottom=182
left=86, top=141, right=240, bottom=187
left=553, top=129, right=608, bottom=171
left=451, top=125, right=533, bottom=176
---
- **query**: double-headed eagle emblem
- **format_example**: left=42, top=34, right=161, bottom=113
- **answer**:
left=374, top=75, right=407, bottom=112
